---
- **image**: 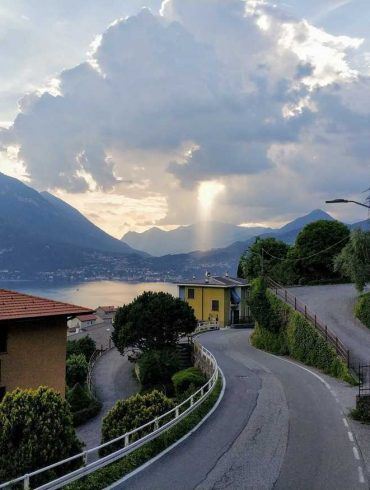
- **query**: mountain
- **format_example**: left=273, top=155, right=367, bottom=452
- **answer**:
left=0, top=173, right=143, bottom=256
left=122, top=221, right=272, bottom=256
left=350, top=218, right=370, bottom=231
left=275, top=209, right=334, bottom=234
left=144, top=209, right=337, bottom=277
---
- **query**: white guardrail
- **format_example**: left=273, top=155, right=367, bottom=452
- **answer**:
left=0, top=341, right=219, bottom=490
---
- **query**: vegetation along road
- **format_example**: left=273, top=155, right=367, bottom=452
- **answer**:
left=289, top=284, right=370, bottom=365
left=112, top=330, right=365, bottom=490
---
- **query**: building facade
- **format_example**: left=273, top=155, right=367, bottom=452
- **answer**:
left=0, top=289, right=92, bottom=400
left=178, top=275, right=250, bottom=327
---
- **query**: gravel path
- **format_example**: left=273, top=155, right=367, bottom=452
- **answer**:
left=289, top=284, right=370, bottom=365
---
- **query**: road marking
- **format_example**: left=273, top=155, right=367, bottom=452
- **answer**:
left=353, top=447, right=360, bottom=460
left=358, top=466, right=365, bottom=484
left=348, top=431, right=354, bottom=442
left=343, top=417, right=349, bottom=428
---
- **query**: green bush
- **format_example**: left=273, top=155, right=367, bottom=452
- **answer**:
left=101, top=390, right=175, bottom=455
left=248, top=278, right=280, bottom=333
left=67, top=337, right=96, bottom=361
left=0, top=387, right=82, bottom=485
left=172, top=367, right=206, bottom=396
left=138, top=348, right=181, bottom=389
left=66, top=377, right=222, bottom=490
left=66, top=354, right=89, bottom=388
left=355, top=293, right=370, bottom=328
left=250, top=290, right=354, bottom=384
left=66, top=384, right=102, bottom=426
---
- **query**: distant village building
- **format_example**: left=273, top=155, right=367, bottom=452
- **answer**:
left=96, top=306, right=117, bottom=324
left=68, top=313, right=98, bottom=333
left=0, top=289, right=92, bottom=400
left=177, top=274, right=250, bottom=327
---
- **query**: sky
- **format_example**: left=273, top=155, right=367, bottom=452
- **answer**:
left=0, top=0, right=369, bottom=238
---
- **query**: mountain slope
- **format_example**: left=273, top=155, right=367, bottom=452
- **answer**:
left=0, top=173, right=144, bottom=256
left=122, top=221, right=272, bottom=256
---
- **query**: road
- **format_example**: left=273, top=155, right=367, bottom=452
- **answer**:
left=289, top=284, right=370, bottom=365
left=113, top=330, right=365, bottom=490
left=77, top=348, right=140, bottom=449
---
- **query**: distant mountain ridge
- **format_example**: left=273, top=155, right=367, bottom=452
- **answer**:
left=122, top=209, right=333, bottom=256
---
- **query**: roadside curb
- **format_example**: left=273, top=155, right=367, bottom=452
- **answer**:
left=107, top=366, right=226, bottom=489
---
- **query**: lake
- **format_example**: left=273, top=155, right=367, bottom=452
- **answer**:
left=0, top=280, right=178, bottom=309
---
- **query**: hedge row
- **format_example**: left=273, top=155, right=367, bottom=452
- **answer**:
left=251, top=288, right=354, bottom=384
left=355, top=292, right=370, bottom=329
left=66, top=377, right=222, bottom=490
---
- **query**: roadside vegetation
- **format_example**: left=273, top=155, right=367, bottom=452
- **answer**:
left=66, top=337, right=101, bottom=426
left=66, top=377, right=222, bottom=490
left=249, top=278, right=354, bottom=383
left=354, top=293, right=370, bottom=329
left=0, top=387, right=82, bottom=486
left=238, top=220, right=351, bottom=286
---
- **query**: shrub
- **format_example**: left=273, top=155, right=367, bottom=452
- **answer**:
left=172, top=367, right=206, bottom=396
left=355, top=293, right=370, bottom=328
left=101, top=390, right=175, bottom=454
left=250, top=291, right=354, bottom=384
left=138, top=348, right=181, bottom=388
left=248, top=278, right=280, bottom=332
left=66, top=354, right=88, bottom=388
left=67, top=383, right=92, bottom=412
left=0, top=387, right=82, bottom=484
left=67, top=337, right=96, bottom=361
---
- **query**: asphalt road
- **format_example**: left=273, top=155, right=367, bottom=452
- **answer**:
left=77, top=348, right=140, bottom=449
left=289, top=284, right=370, bottom=365
left=113, top=330, right=364, bottom=490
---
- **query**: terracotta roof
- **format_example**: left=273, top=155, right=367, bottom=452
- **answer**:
left=77, top=314, right=97, bottom=322
left=0, top=289, right=93, bottom=322
left=98, top=306, right=117, bottom=313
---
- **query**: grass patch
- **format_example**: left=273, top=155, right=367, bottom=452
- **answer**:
left=66, top=376, right=222, bottom=490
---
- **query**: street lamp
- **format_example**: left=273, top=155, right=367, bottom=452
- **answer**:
left=326, top=199, right=370, bottom=210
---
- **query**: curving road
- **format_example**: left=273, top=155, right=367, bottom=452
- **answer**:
left=112, top=330, right=366, bottom=490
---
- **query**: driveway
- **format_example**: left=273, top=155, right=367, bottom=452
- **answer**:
left=113, top=330, right=365, bottom=490
left=289, top=284, right=370, bottom=365
left=77, top=348, right=140, bottom=450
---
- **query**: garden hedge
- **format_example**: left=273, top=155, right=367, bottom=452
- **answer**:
left=355, top=292, right=370, bottom=329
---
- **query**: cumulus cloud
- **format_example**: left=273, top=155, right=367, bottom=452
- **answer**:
left=1, top=0, right=369, bottom=231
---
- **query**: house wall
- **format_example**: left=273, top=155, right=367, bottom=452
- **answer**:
left=0, top=317, right=67, bottom=398
left=183, top=286, right=229, bottom=326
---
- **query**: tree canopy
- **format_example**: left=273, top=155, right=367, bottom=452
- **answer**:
left=112, top=292, right=197, bottom=357
left=0, top=387, right=82, bottom=483
left=334, top=229, right=370, bottom=292
left=290, top=220, right=350, bottom=283
left=238, top=237, right=290, bottom=281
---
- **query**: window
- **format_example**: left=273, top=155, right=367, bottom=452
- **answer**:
left=0, top=386, right=5, bottom=402
left=0, top=329, right=7, bottom=353
left=212, top=300, right=219, bottom=312
left=187, top=288, right=195, bottom=299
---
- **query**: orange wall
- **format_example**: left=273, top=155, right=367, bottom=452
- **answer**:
left=0, top=317, right=67, bottom=397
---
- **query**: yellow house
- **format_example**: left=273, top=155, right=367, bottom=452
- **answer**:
left=178, top=275, right=250, bottom=327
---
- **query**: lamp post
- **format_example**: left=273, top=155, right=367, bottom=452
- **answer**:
left=326, top=199, right=370, bottom=210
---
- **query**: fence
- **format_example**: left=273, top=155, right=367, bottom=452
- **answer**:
left=0, top=341, right=219, bottom=490
left=266, top=277, right=352, bottom=368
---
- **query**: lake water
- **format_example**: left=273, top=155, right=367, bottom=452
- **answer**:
left=0, top=280, right=178, bottom=309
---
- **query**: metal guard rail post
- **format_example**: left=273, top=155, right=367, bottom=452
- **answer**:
left=0, top=342, right=219, bottom=490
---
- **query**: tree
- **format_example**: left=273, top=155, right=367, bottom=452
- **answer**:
left=238, top=237, right=290, bottom=281
left=334, top=230, right=370, bottom=292
left=112, top=292, right=197, bottom=357
left=67, top=337, right=96, bottom=361
left=292, top=220, right=350, bottom=282
left=138, top=348, right=181, bottom=388
left=248, top=277, right=280, bottom=333
left=0, top=387, right=82, bottom=483
left=66, top=354, right=88, bottom=388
